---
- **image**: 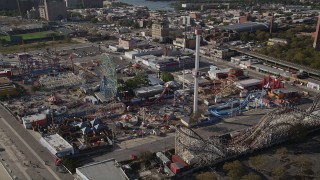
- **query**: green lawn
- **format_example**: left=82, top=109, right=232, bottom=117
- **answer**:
left=0, top=31, right=57, bottom=41
left=0, top=40, right=77, bottom=54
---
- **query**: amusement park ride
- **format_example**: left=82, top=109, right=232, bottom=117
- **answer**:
left=175, top=93, right=320, bottom=167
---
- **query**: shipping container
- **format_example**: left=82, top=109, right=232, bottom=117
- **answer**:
left=170, top=162, right=183, bottom=174
left=156, top=152, right=171, bottom=165
left=171, top=155, right=188, bottom=167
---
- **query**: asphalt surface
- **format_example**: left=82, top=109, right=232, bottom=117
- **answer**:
left=0, top=105, right=73, bottom=180
left=79, top=108, right=273, bottom=164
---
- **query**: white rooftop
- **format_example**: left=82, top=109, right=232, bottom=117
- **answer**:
left=22, top=113, right=46, bottom=123
left=43, top=134, right=73, bottom=151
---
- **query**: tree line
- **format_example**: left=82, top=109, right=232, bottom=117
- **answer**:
left=239, top=25, right=320, bottom=69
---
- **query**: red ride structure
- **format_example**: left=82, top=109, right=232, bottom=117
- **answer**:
left=261, top=75, right=284, bottom=89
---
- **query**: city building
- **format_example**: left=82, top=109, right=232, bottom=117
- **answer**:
left=173, top=37, right=196, bottom=49
left=307, top=79, right=320, bottom=91
left=40, top=134, right=74, bottom=157
left=39, top=0, right=67, bottom=21
left=118, top=38, right=138, bottom=50
left=135, top=55, right=180, bottom=71
left=189, top=12, right=201, bottom=19
left=239, top=16, right=249, bottom=24
left=178, top=56, right=195, bottom=69
left=0, top=69, right=12, bottom=79
left=75, top=159, right=129, bottom=180
left=118, top=38, right=148, bottom=50
left=211, top=48, right=235, bottom=59
left=152, top=22, right=170, bottom=42
left=313, top=16, right=320, bottom=50
left=0, top=77, right=17, bottom=97
left=124, top=48, right=163, bottom=60
left=22, top=113, right=47, bottom=129
left=181, top=16, right=191, bottom=26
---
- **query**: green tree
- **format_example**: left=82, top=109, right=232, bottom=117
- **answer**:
left=124, top=72, right=149, bottom=90
left=315, top=171, right=320, bottom=180
left=46, top=32, right=57, bottom=40
left=161, top=72, right=174, bottom=82
left=240, top=32, right=250, bottom=42
left=117, top=78, right=125, bottom=92
left=293, top=155, right=312, bottom=175
left=31, top=86, right=41, bottom=92
left=91, top=18, right=98, bottom=23
left=275, top=147, right=289, bottom=159
left=223, top=160, right=244, bottom=180
left=288, top=123, right=307, bottom=143
left=0, top=39, right=7, bottom=46
left=133, top=22, right=140, bottom=29
left=272, top=166, right=286, bottom=180
left=61, top=157, right=80, bottom=172
left=293, top=52, right=306, bottom=65
left=153, top=38, right=159, bottom=42
left=64, top=35, right=71, bottom=43
left=241, top=172, right=262, bottom=180
left=256, top=30, right=268, bottom=42
left=196, top=172, right=218, bottom=180
left=248, top=155, right=266, bottom=171
left=248, top=33, right=256, bottom=41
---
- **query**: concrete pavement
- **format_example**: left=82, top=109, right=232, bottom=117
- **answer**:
left=0, top=161, right=12, bottom=180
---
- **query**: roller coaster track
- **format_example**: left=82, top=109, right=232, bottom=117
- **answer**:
left=176, top=96, right=320, bottom=167
left=307, top=93, right=320, bottom=113
left=176, top=126, right=225, bottom=157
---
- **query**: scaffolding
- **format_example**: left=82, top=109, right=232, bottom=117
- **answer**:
left=18, top=53, right=60, bottom=76
left=100, top=53, right=117, bottom=98
left=39, top=73, right=85, bottom=90
left=175, top=93, right=320, bottom=167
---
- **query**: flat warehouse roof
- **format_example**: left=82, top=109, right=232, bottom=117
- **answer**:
left=251, top=64, right=284, bottom=75
left=43, top=134, right=73, bottom=151
left=76, top=159, right=128, bottom=180
left=220, top=22, right=269, bottom=33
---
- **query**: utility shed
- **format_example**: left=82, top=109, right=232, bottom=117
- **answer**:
left=75, top=159, right=129, bottom=180
left=40, top=134, right=74, bottom=157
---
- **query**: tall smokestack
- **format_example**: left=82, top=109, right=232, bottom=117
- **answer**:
left=269, top=13, right=274, bottom=39
left=193, top=29, right=201, bottom=114
left=313, top=15, right=320, bottom=50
